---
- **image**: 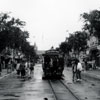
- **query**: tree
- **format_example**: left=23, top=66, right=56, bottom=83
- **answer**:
left=81, top=10, right=100, bottom=38
left=59, top=41, right=71, bottom=55
left=0, top=13, right=26, bottom=52
left=0, top=12, right=37, bottom=61
left=21, top=42, right=33, bottom=59
left=68, top=31, right=88, bottom=55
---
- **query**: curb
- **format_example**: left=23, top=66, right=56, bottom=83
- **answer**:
left=0, top=71, right=15, bottom=80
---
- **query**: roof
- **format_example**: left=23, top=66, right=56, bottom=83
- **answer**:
left=43, top=50, right=59, bottom=56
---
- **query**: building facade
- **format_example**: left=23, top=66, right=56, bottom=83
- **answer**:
left=87, top=35, right=100, bottom=67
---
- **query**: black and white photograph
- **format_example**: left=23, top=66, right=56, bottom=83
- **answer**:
left=0, top=0, right=100, bottom=100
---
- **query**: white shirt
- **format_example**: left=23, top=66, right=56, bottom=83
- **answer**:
left=16, top=63, right=20, bottom=70
left=77, top=62, right=83, bottom=71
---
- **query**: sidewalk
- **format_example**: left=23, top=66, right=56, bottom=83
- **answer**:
left=65, top=66, right=100, bottom=81
left=63, top=67, right=100, bottom=100
left=0, top=69, right=15, bottom=79
left=82, top=68, right=100, bottom=81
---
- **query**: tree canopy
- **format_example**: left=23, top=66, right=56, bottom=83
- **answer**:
left=59, top=41, right=71, bottom=54
left=68, top=31, right=88, bottom=52
left=0, top=13, right=36, bottom=60
left=59, top=9, right=100, bottom=56
left=59, top=31, right=88, bottom=56
left=81, top=9, right=100, bottom=38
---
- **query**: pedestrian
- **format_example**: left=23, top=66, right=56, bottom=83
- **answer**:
left=77, top=60, right=83, bottom=81
left=72, top=61, right=77, bottom=82
left=5, top=58, right=9, bottom=69
left=7, top=60, right=12, bottom=73
left=30, top=62, right=34, bottom=76
left=26, top=66, right=31, bottom=79
left=20, top=60, right=26, bottom=78
left=0, top=60, right=2, bottom=76
left=12, top=60, right=17, bottom=71
left=83, top=59, right=87, bottom=70
left=92, top=59, right=96, bottom=70
left=16, top=61, right=21, bottom=76
left=1, top=56, right=4, bottom=69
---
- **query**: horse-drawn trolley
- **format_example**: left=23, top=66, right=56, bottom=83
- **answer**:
left=42, top=50, right=64, bottom=79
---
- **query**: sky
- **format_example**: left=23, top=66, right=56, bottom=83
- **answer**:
left=0, top=0, right=100, bottom=50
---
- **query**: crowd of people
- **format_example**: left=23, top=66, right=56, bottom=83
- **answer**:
left=16, top=59, right=34, bottom=79
left=0, top=55, right=35, bottom=79
left=0, top=56, right=17, bottom=74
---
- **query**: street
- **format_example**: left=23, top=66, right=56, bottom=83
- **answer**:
left=0, top=64, right=55, bottom=100
left=0, top=64, right=100, bottom=100
left=63, top=67, right=100, bottom=100
left=0, top=1, right=100, bottom=100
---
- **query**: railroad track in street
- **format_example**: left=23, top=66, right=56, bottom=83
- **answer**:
left=48, top=79, right=81, bottom=100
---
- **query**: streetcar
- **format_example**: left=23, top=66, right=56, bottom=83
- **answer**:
left=42, top=49, right=64, bottom=79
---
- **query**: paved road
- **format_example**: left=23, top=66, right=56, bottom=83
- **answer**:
left=0, top=64, right=100, bottom=100
left=0, top=64, right=55, bottom=100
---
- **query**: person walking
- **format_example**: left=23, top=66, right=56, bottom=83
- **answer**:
left=25, top=61, right=31, bottom=79
left=7, top=60, right=12, bottom=73
left=30, top=62, right=34, bottom=77
left=72, top=61, right=77, bottom=82
left=20, top=60, right=26, bottom=78
left=77, top=60, right=83, bottom=81
left=16, top=61, right=21, bottom=76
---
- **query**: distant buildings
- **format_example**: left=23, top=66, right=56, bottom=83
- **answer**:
left=36, top=50, right=45, bottom=63
left=86, top=35, right=100, bottom=67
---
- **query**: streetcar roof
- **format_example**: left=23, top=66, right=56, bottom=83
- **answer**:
left=42, top=50, right=59, bottom=56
